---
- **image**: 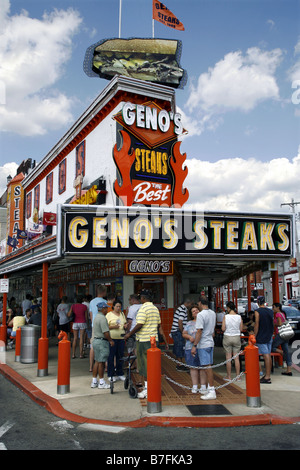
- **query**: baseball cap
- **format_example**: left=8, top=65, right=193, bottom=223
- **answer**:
left=97, top=300, right=108, bottom=309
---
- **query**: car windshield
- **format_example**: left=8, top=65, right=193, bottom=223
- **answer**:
left=283, top=307, right=300, bottom=318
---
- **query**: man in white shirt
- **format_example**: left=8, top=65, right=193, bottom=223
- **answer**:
left=126, top=294, right=141, bottom=355
left=191, top=297, right=216, bottom=400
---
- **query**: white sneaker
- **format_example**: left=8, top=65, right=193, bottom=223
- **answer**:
left=191, top=386, right=198, bottom=394
left=91, top=381, right=98, bottom=388
left=137, top=388, right=147, bottom=399
left=200, top=389, right=216, bottom=400
left=199, top=388, right=207, bottom=395
left=118, top=375, right=126, bottom=381
left=98, top=382, right=110, bottom=389
left=107, top=376, right=117, bottom=382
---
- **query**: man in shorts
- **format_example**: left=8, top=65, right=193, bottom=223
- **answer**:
left=91, top=300, right=114, bottom=389
left=126, top=294, right=141, bottom=357
left=254, top=296, right=274, bottom=384
left=191, top=297, right=216, bottom=400
left=124, top=289, right=168, bottom=399
left=89, top=284, right=107, bottom=372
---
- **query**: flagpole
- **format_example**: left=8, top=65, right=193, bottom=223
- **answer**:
left=152, top=19, right=154, bottom=38
left=119, top=0, right=122, bottom=38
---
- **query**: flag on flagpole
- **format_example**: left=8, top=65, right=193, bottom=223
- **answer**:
left=42, top=212, right=57, bottom=226
left=152, top=1, right=185, bottom=31
left=7, top=236, right=19, bottom=249
left=28, top=221, right=44, bottom=235
left=16, top=229, right=28, bottom=239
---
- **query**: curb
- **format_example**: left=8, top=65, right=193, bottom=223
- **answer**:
left=1, top=363, right=300, bottom=428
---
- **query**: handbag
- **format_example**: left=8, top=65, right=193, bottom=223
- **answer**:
left=278, top=321, right=295, bottom=341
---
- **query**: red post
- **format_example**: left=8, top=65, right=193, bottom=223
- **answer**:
left=272, top=270, right=280, bottom=303
left=15, top=327, right=21, bottom=362
left=37, top=262, right=49, bottom=377
left=57, top=331, right=71, bottom=394
left=147, top=336, right=162, bottom=413
left=244, top=334, right=261, bottom=407
left=247, top=275, right=251, bottom=312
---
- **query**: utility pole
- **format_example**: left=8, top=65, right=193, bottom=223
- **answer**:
left=281, top=198, right=300, bottom=298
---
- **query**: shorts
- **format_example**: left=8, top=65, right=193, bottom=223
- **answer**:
left=58, top=322, right=70, bottom=333
left=171, top=330, right=185, bottom=358
left=222, top=335, right=241, bottom=354
left=72, top=322, right=87, bottom=330
left=92, top=338, right=109, bottom=363
left=257, top=340, right=272, bottom=355
left=185, top=349, right=200, bottom=368
left=197, top=347, right=214, bottom=366
left=136, top=340, right=150, bottom=378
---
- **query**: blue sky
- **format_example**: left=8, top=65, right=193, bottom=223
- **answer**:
left=0, top=0, right=300, bottom=215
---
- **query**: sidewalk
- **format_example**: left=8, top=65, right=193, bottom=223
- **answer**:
left=1, top=337, right=300, bottom=428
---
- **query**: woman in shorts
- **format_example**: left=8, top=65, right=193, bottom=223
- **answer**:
left=182, top=304, right=206, bottom=394
left=68, top=296, right=88, bottom=358
left=221, top=301, right=243, bottom=381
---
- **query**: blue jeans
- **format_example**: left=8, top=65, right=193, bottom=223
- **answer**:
left=272, top=334, right=292, bottom=366
left=172, top=330, right=185, bottom=358
left=107, top=339, right=125, bottom=377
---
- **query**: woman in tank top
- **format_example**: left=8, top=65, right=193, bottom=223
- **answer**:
left=221, top=301, right=244, bottom=381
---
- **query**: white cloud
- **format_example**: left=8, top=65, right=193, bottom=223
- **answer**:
left=184, top=147, right=300, bottom=215
left=186, top=47, right=282, bottom=114
left=0, top=162, right=18, bottom=196
left=0, top=2, right=82, bottom=136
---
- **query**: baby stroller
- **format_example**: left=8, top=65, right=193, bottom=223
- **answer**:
left=121, top=354, right=138, bottom=398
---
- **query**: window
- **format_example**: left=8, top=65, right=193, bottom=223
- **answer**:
left=59, top=159, right=66, bottom=194
left=26, top=192, right=32, bottom=219
left=34, top=184, right=40, bottom=212
left=76, top=141, right=85, bottom=178
left=46, top=172, right=53, bottom=204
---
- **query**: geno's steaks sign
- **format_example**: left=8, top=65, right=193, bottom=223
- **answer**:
left=61, top=206, right=293, bottom=258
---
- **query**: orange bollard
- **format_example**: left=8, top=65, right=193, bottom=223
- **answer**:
left=57, top=330, right=71, bottom=394
left=147, top=336, right=162, bottom=413
left=0, top=325, right=7, bottom=352
left=15, top=327, right=21, bottom=362
left=244, top=334, right=261, bottom=407
left=37, top=337, right=49, bottom=377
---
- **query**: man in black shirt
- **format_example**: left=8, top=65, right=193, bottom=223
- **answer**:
left=254, top=296, right=274, bottom=384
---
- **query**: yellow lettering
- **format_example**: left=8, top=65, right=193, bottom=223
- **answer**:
left=259, top=223, right=275, bottom=250
left=193, top=220, right=208, bottom=250
left=276, top=223, right=289, bottom=251
left=209, top=220, right=224, bottom=249
left=69, top=217, right=88, bottom=248
left=226, top=221, right=239, bottom=249
left=241, top=222, right=258, bottom=250
left=133, top=218, right=153, bottom=249
left=163, top=219, right=178, bottom=249
left=93, top=217, right=107, bottom=248
left=110, top=218, right=129, bottom=248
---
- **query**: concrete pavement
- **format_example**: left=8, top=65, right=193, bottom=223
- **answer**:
left=1, top=336, right=300, bottom=428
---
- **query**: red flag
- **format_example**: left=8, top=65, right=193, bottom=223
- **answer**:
left=152, top=1, right=185, bottom=31
left=43, top=212, right=57, bottom=226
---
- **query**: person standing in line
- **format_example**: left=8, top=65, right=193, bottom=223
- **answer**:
left=106, top=300, right=128, bottom=381
left=221, top=301, right=243, bottom=381
left=170, top=298, right=193, bottom=371
left=91, top=301, right=114, bottom=389
left=254, top=296, right=274, bottom=384
left=68, top=296, right=88, bottom=359
left=272, top=302, right=293, bottom=376
left=124, top=289, right=169, bottom=399
left=89, top=284, right=107, bottom=372
left=182, top=304, right=204, bottom=394
left=191, top=296, right=217, bottom=400
left=56, top=296, right=71, bottom=339
left=22, top=294, right=32, bottom=316
left=126, top=294, right=141, bottom=358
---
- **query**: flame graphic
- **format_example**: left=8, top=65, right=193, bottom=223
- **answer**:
left=169, top=141, right=189, bottom=207
left=113, top=130, right=136, bottom=206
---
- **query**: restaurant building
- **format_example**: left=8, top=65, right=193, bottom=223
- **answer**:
left=0, top=75, right=295, bottom=374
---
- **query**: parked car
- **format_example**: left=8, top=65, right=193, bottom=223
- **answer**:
left=282, top=305, right=300, bottom=338
left=283, top=299, right=300, bottom=310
